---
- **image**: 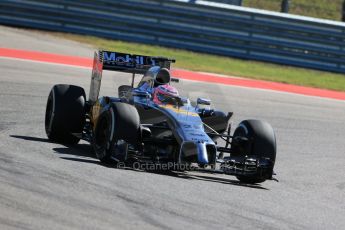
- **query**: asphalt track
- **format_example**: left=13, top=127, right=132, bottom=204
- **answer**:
left=1, top=26, right=345, bottom=230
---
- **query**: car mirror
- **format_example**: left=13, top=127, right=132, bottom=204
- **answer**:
left=171, top=78, right=180, bottom=83
left=197, top=97, right=211, bottom=106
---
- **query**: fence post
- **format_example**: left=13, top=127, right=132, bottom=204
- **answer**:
left=281, top=0, right=290, bottom=13
left=342, top=0, right=345, bottom=22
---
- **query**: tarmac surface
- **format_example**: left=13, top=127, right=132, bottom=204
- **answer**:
left=1, top=25, right=345, bottom=230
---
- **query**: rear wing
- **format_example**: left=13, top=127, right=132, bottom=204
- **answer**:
left=101, top=50, right=175, bottom=73
left=89, top=50, right=175, bottom=103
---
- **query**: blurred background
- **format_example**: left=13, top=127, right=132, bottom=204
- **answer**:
left=1, top=0, right=345, bottom=91
left=243, top=0, right=344, bottom=21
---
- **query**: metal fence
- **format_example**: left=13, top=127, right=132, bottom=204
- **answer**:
left=1, top=0, right=345, bottom=73
left=203, top=0, right=242, bottom=5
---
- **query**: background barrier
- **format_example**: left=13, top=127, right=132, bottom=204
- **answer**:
left=1, top=0, right=345, bottom=73
left=202, top=0, right=242, bottom=5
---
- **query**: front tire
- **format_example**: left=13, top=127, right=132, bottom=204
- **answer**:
left=45, top=84, right=86, bottom=144
left=93, top=102, right=140, bottom=163
left=232, top=119, right=276, bottom=184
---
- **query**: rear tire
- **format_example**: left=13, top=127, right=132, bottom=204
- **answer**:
left=232, top=120, right=276, bottom=184
left=45, top=84, right=86, bottom=144
left=93, top=102, right=140, bottom=163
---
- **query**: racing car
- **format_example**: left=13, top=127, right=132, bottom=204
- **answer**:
left=45, top=50, right=277, bottom=184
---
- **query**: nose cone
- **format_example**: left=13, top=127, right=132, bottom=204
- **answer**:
left=197, top=142, right=209, bottom=164
left=180, top=141, right=209, bottom=164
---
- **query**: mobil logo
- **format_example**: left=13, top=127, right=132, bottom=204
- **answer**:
left=103, top=52, right=145, bottom=66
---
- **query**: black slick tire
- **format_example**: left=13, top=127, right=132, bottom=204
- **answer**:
left=93, top=102, right=140, bottom=163
left=45, top=84, right=86, bottom=144
left=232, top=119, right=276, bottom=184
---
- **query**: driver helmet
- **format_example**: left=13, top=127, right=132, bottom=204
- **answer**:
left=153, top=84, right=179, bottom=104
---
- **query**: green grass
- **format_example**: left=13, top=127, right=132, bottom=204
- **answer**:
left=56, top=32, right=345, bottom=92
left=243, top=0, right=344, bottom=21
